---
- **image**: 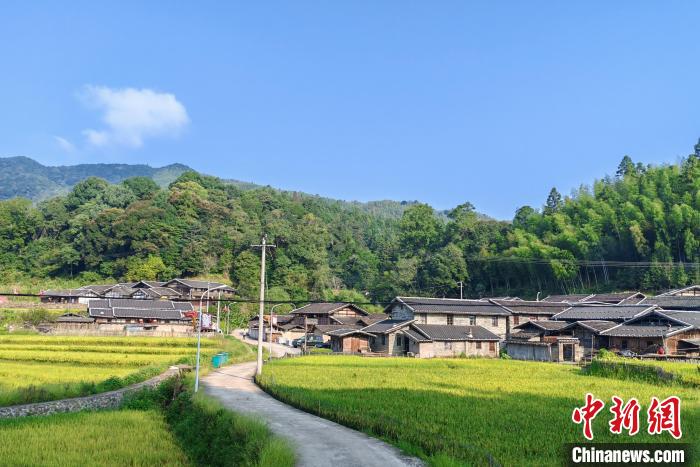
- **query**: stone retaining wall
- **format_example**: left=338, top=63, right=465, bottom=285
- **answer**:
left=0, top=368, right=178, bottom=418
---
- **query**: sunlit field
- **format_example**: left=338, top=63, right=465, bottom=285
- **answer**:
left=259, top=356, right=700, bottom=466
left=0, top=410, right=190, bottom=466
left=0, top=334, right=253, bottom=406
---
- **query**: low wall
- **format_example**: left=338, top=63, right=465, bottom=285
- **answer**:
left=0, top=368, right=179, bottom=418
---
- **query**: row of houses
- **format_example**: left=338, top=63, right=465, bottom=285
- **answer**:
left=248, top=287, right=700, bottom=360
left=41, top=279, right=235, bottom=303
left=51, top=298, right=202, bottom=334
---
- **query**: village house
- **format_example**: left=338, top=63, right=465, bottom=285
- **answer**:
left=358, top=317, right=500, bottom=358
left=509, top=320, right=570, bottom=342
left=289, top=302, right=369, bottom=326
left=599, top=309, right=700, bottom=355
left=161, top=279, right=235, bottom=299
left=384, top=297, right=511, bottom=339
left=88, top=298, right=194, bottom=333
left=40, top=288, right=99, bottom=304
left=248, top=314, right=306, bottom=343
left=327, top=328, right=373, bottom=353
left=506, top=336, right=583, bottom=363
left=491, top=299, right=570, bottom=338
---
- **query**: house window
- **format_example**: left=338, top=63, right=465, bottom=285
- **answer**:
left=381, top=335, right=386, bottom=345
left=447, top=315, right=454, bottom=325
left=513, top=316, right=520, bottom=325
left=476, top=341, right=482, bottom=349
left=469, top=315, right=476, bottom=325
left=489, top=342, right=496, bottom=352
left=492, top=317, right=499, bottom=327
left=444, top=342, right=452, bottom=350
left=621, top=340, right=628, bottom=350
left=397, top=335, right=402, bottom=346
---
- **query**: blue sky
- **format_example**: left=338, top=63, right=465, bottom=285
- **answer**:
left=1, top=2, right=700, bottom=219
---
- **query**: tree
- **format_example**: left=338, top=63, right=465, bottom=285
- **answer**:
left=616, top=155, right=635, bottom=178
left=544, top=188, right=562, bottom=215
left=399, top=204, right=441, bottom=253
left=123, top=177, right=160, bottom=199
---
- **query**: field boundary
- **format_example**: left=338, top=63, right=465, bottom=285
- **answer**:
left=0, top=367, right=180, bottom=418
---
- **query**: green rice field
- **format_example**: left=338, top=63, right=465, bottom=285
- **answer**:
left=259, top=356, right=700, bottom=466
left=0, top=410, right=189, bottom=466
left=0, top=334, right=254, bottom=406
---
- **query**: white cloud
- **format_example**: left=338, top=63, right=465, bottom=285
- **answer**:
left=54, top=136, right=76, bottom=152
left=80, top=85, right=189, bottom=148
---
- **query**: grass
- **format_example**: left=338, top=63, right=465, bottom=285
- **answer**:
left=123, top=374, right=295, bottom=466
left=259, top=356, right=700, bottom=466
left=0, top=409, right=190, bottom=466
left=0, top=334, right=254, bottom=406
left=590, top=351, right=700, bottom=386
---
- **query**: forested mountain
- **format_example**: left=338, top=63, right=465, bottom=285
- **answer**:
left=0, top=156, right=192, bottom=201
left=1, top=146, right=699, bottom=302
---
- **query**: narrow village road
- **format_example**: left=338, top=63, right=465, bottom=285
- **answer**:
left=230, top=329, right=301, bottom=357
left=203, top=361, right=424, bottom=467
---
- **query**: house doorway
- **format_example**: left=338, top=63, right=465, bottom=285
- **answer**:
left=562, top=344, right=575, bottom=362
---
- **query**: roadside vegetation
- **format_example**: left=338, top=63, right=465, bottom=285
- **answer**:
left=0, top=334, right=253, bottom=406
left=259, top=356, right=700, bottom=466
left=124, top=377, right=295, bottom=467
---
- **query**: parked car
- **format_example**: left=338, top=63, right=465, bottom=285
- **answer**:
left=616, top=349, right=638, bottom=358
left=292, top=335, right=324, bottom=348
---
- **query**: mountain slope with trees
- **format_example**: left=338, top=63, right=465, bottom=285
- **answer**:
left=1, top=145, right=699, bottom=302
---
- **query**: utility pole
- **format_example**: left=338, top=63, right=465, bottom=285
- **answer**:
left=194, top=281, right=211, bottom=393
left=252, top=235, right=276, bottom=377
left=216, top=290, right=221, bottom=332
left=457, top=281, right=464, bottom=300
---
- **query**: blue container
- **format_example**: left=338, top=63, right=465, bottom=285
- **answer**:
left=221, top=352, right=229, bottom=363
left=211, top=354, right=223, bottom=368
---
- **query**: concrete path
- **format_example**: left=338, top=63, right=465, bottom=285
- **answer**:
left=203, top=361, right=423, bottom=467
left=231, top=329, right=301, bottom=358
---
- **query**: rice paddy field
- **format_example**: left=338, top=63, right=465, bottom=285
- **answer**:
left=0, top=409, right=190, bottom=466
left=0, top=334, right=254, bottom=406
left=259, top=356, right=700, bottom=466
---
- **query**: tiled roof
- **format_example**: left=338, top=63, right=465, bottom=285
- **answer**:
left=165, top=279, right=234, bottom=292
left=492, top=300, right=570, bottom=315
left=527, top=320, right=570, bottom=331
left=358, top=313, right=389, bottom=326
left=508, top=331, right=541, bottom=341
left=331, top=316, right=365, bottom=325
left=564, top=320, right=618, bottom=333
left=393, top=297, right=511, bottom=316
left=326, top=328, right=373, bottom=337
left=582, top=292, right=645, bottom=304
left=314, top=324, right=362, bottom=334
left=291, top=302, right=368, bottom=316
left=362, top=319, right=413, bottom=334
left=79, top=284, right=117, bottom=294
left=551, top=305, right=654, bottom=322
left=601, top=324, right=687, bottom=338
left=112, top=308, right=185, bottom=320
left=134, top=287, right=181, bottom=298
left=657, top=310, right=700, bottom=328
left=42, top=289, right=94, bottom=297
left=411, top=324, right=500, bottom=341
left=403, top=327, right=431, bottom=342
left=642, top=296, right=700, bottom=311
left=542, top=294, right=592, bottom=303
left=658, top=285, right=700, bottom=296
